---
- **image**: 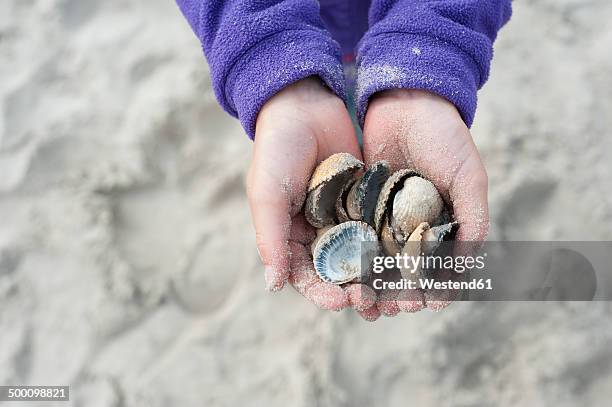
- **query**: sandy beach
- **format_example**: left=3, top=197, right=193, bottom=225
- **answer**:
left=1, top=0, right=612, bottom=405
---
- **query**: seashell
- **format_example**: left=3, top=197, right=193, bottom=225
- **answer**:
left=433, top=207, right=453, bottom=227
left=313, top=221, right=379, bottom=284
left=307, top=153, right=363, bottom=192
left=345, top=174, right=363, bottom=221
left=373, top=168, right=421, bottom=234
left=305, top=154, right=364, bottom=228
left=399, top=222, right=430, bottom=281
left=380, top=216, right=402, bottom=257
left=345, top=161, right=391, bottom=226
left=421, top=222, right=459, bottom=256
left=335, top=177, right=356, bottom=224
left=310, top=225, right=333, bottom=255
left=391, top=176, right=443, bottom=243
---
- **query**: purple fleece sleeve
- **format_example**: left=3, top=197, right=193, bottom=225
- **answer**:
left=175, top=0, right=347, bottom=139
left=356, top=0, right=512, bottom=127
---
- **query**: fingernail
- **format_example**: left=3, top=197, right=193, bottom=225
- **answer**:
left=264, top=265, right=283, bottom=292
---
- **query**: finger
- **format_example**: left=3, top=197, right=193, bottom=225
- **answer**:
left=287, top=242, right=319, bottom=292
left=306, top=283, right=349, bottom=311
left=425, top=298, right=453, bottom=312
left=449, top=153, right=489, bottom=243
left=248, top=177, right=292, bottom=291
left=376, top=291, right=400, bottom=317
left=288, top=242, right=349, bottom=311
left=397, top=289, right=425, bottom=313
left=345, top=283, right=376, bottom=312
left=247, top=143, right=305, bottom=292
left=358, top=304, right=381, bottom=322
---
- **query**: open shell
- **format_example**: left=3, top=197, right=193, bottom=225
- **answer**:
left=345, top=161, right=391, bottom=226
left=307, top=153, right=363, bottom=192
left=346, top=174, right=363, bottom=221
left=391, top=176, right=443, bottom=243
left=380, top=215, right=402, bottom=257
left=373, top=169, right=421, bottom=234
left=422, top=222, right=459, bottom=255
left=334, top=177, right=356, bottom=224
left=313, top=221, right=379, bottom=284
left=305, top=155, right=363, bottom=228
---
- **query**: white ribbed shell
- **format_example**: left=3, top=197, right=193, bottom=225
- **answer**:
left=392, top=176, right=443, bottom=240
left=313, top=221, right=379, bottom=284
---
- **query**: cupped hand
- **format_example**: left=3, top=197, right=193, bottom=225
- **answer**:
left=362, top=89, right=490, bottom=315
left=247, top=77, right=377, bottom=316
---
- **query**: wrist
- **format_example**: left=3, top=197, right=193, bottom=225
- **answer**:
left=258, top=77, right=343, bottom=124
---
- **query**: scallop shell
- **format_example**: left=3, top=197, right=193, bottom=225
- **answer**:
left=307, top=153, right=363, bottom=192
left=313, top=221, right=379, bottom=284
left=305, top=154, right=364, bottom=228
left=391, top=176, right=443, bottom=243
left=373, top=168, right=421, bottom=234
left=345, top=161, right=390, bottom=226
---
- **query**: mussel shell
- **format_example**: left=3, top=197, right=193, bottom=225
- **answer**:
left=391, top=176, right=443, bottom=243
left=374, top=168, right=421, bottom=234
left=346, top=161, right=391, bottom=226
left=307, top=153, right=363, bottom=192
left=313, top=221, right=379, bottom=284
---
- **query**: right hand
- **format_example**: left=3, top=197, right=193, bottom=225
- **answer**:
left=248, top=77, right=378, bottom=318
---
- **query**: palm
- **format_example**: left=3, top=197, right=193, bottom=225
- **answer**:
left=362, top=89, right=489, bottom=313
left=248, top=78, right=377, bottom=317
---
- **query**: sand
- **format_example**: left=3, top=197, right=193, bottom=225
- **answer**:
left=1, top=0, right=612, bottom=405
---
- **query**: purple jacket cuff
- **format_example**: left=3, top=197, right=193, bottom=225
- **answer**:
left=356, top=0, right=512, bottom=128
left=355, top=32, right=482, bottom=127
left=224, top=30, right=347, bottom=139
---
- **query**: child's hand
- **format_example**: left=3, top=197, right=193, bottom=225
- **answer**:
left=247, top=77, right=376, bottom=314
left=362, top=89, right=489, bottom=314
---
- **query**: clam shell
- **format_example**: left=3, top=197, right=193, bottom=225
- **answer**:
left=335, top=177, right=356, bottom=224
left=346, top=161, right=391, bottom=226
left=307, top=153, right=363, bottom=192
left=305, top=184, right=335, bottom=228
left=373, top=168, right=421, bottom=234
left=310, top=225, right=333, bottom=255
left=313, top=221, right=379, bottom=284
left=391, top=176, right=443, bottom=243
left=305, top=154, right=364, bottom=228
left=380, top=215, right=402, bottom=257
left=345, top=174, right=363, bottom=221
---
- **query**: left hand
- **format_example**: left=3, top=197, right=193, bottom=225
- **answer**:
left=362, top=89, right=490, bottom=316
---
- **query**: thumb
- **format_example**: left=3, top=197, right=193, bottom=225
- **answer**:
left=247, top=162, right=293, bottom=291
left=247, top=121, right=315, bottom=291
